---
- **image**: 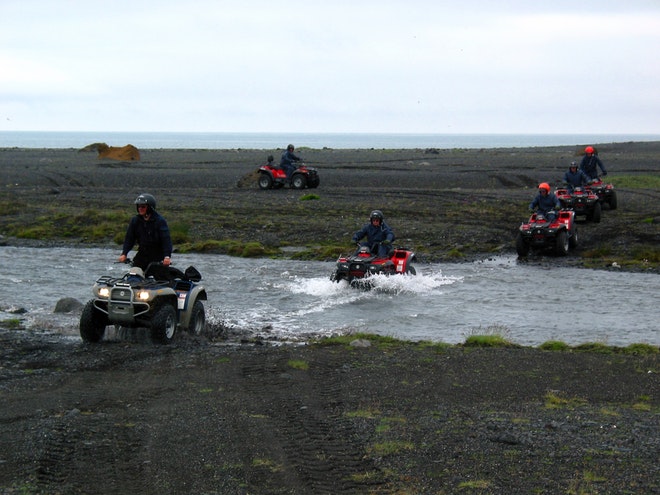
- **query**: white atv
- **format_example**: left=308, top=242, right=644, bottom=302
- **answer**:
left=80, top=262, right=207, bottom=344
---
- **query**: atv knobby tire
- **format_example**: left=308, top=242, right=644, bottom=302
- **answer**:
left=608, top=191, right=618, bottom=210
left=515, top=232, right=530, bottom=257
left=291, top=174, right=307, bottom=189
left=258, top=173, right=273, bottom=190
left=80, top=300, right=108, bottom=343
left=188, top=300, right=206, bottom=335
left=590, top=201, right=602, bottom=223
left=151, top=303, right=177, bottom=344
left=555, top=230, right=569, bottom=256
left=569, top=227, right=579, bottom=248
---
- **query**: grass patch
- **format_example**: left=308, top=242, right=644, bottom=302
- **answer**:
left=177, top=239, right=278, bottom=257
left=464, top=334, right=515, bottom=347
left=251, top=458, right=283, bottom=473
left=622, top=343, right=658, bottom=355
left=287, top=359, right=309, bottom=371
left=632, top=395, right=652, bottom=412
left=544, top=391, right=588, bottom=409
left=610, top=174, right=660, bottom=189
left=368, top=440, right=415, bottom=456
left=446, top=247, right=465, bottom=258
left=539, top=340, right=570, bottom=351
left=630, top=244, right=660, bottom=263
left=345, top=407, right=381, bottom=420
left=299, top=193, right=320, bottom=201
left=464, top=325, right=516, bottom=348
left=314, top=333, right=404, bottom=351
left=581, top=245, right=613, bottom=258
left=458, top=480, right=492, bottom=490
left=573, top=342, right=614, bottom=354
left=0, top=318, right=23, bottom=329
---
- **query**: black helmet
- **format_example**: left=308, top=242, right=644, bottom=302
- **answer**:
left=570, top=161, right=578, bottom=169
left=370, top=210, right=384, bottom=222
left=287, top=144, right=295, bottom=151
left=134, top=193, right=157, bottom=213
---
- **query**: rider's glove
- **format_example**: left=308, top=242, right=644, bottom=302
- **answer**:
left=602, top=171, right=607, bottom=176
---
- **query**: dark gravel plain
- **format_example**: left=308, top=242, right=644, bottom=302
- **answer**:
left=0, top=142, right=658, bottom=494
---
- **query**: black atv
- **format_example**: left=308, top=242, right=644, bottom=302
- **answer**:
left=80, top=262, right=207, bottom=344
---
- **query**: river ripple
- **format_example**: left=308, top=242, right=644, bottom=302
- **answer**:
left=1, top=246, right=658, bottom=346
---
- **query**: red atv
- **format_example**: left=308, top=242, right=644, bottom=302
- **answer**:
left=258, top=160, right=320, bottom=190
left=516, top=210, right=578, bottom=257
left=330, top=245, right=417, bottom=287
left=586, top=177, right=617, bottom=210
left=555, top=185, right=601, bottom=223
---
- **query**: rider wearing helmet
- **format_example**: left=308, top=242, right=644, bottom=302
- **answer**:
left=352, top=210, right=395, bottom=258
left=529, top=183, right=561, bottom=221
left=579, top=145, right=607, bottom=180
left=118, top=193, right=173, bottom=270
left=563, top=161, right=588, bottom=191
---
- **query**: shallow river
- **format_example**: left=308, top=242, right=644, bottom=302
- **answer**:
left=1, top=246, right=658, bottom=346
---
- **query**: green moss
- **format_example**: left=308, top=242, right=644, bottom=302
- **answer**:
left=544, top=391, right=588, bottom=409
left=573, top=342, right=614, bottom=354
left=0, top=318, right=23, bottom=329
left=464, top=334, right=516, bottom=348
left=287, top=359, right=309, bottom=370
left=241, top=242, right=266, bottom=257
left=610, top=174, right=660, bottom=188
left=622, top=343, right=659, bottom=355
left=368, top=440, right=414, bottom=456
left=539, top=340, right=570, bottom=351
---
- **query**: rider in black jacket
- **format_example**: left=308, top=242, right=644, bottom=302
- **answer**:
left=118, top=193, right=173, bottom=270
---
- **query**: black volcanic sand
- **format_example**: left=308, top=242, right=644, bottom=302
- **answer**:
left=0, top=143, right=658, bottom=494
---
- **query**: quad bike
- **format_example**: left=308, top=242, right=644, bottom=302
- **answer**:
left=330, top=244, right=417, bottom=287
left=555, top=185, right=601, bottom=222
left=586, top=177, right=617, bottom=210
left=516, top=210, right=578, bottom=257
left=258, top=160, right=320, bottom=190
left=80, top=262, right=207, bottom=344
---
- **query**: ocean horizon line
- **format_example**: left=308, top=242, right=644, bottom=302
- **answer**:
left=1, top=130, right=659, bottom=150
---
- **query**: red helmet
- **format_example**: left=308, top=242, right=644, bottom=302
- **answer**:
left=538, top=183, right=551, bottom=193
left=585, top=146, right=594, bottom=154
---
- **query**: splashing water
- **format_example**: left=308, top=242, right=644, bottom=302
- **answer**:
left=1, top=246, right=658, bottom=346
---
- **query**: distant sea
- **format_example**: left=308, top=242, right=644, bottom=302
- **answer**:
left=1, top=131, right=659, bottom=150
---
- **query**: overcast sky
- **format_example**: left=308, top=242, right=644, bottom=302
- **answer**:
left=1, top=0, right=659, bottom=134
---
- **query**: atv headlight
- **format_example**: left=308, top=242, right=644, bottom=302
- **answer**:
left=98, top=287, right=110, bottom=298
left=137, top=290, right=150, bottom=301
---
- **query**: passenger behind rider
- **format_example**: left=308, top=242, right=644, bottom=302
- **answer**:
left=563, top=161, right=589, bottom=192
left=529, top=183, right=561, bottom=221
left=118, top=193, right=173, bottom=271
left=279, top=144, right=302, bottom=184
left=352, top=210, right=395, bottom=258
left=579, top=145, right=607, bottom=180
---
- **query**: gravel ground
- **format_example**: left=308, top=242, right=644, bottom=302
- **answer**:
left=0, top=142, right=658, bottom=494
